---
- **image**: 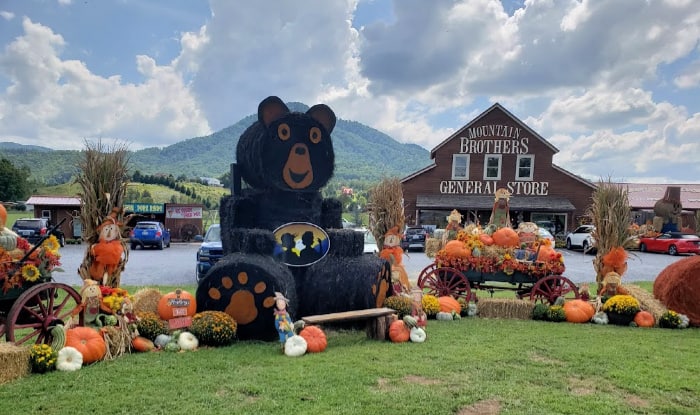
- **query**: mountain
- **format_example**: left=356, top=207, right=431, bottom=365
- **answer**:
left=0, top=103, right=432, bottom=186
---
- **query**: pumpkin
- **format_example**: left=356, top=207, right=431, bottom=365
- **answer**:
left=537, top=245, right=557, bottom=262
left=478, top=233, right=494, bottom=246
left=634, top=310, right=655, bottom=328
left=131, top=336, right=155, bottom=352
left=65, top=326, right=106, bottom=364
left=157, top=289, right=197, bottom=320
left=299, top=325, right=327, bottom=353
left=56, top=346, right=83, bottom=372
left=563, top=299, right=595, bottom=323
left=177, top=331, right=199, bottom=350
left=409, top=327, right=426, bottom=343
left=438, top=296, right=461, bottom=314
left=284, top=335, right=308, bottom=357
left=492, top=227, right=520, bottom=248
left=444, top=240, right=470, bottom=257
left=388, top=320, right=410, bottom=343
left=436, top=311, right=454, bottom=321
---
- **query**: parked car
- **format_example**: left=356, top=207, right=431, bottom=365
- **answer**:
left=537, top=227, right=555, bottom=245
left=196, top=224, right=223, bottom=282
left=565, top=225, right=596, bottom=253
left=638, top=232, right=700, bottom=256
left=11, top=217, right=65, bottom=247
left=363, top=230, right=378, bottom=255
left=129, top=221, right=171, bottom=250
left=401, top=226, right=427, bottom=252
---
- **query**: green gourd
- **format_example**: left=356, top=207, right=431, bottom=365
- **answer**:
left=50, top=325, right=66, bottom=351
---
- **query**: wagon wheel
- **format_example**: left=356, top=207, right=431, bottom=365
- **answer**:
left=529, top=275, right=579, bottom=305
left=418, top=266, right=471, bottom=303
left=416, top=263, right=438, bottom=288
left=180, top=223, right=199, bottom=242
left=5, top=282, right=83, bottom=345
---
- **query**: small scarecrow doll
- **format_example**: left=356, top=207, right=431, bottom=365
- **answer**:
left=379, top=226, right=410, bottom=294
left=273, top=292, right=294, bottom=349
left=88, top=208, right=125, bottom=287
left=489, top=188, right=512, bottom=229
left=444, top=209, right=463, bottom=242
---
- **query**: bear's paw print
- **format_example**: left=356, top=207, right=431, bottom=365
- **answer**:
left=207, top=271, right=276, bottom=325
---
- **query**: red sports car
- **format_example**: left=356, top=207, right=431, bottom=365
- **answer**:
left=638, top=232, right=700, bottom=256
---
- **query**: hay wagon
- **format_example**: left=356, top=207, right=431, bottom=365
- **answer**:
left=416, top=250, right=580, bottom=305
left=0, top=220, right=83, bottom=345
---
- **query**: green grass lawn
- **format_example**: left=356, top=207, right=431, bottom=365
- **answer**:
left=1, top=283, right=698, bottom=415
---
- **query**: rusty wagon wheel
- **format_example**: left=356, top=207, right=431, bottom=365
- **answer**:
left=5, top=282, right=83, bottom=345
left=416, top=263, right=438, bottom=288
left=417, top=266, right=471, bottom=303
left=529, top=275, right=579, bottom=305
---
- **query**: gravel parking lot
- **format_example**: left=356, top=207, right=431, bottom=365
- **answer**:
left=53, top=243, right=687, bottom=288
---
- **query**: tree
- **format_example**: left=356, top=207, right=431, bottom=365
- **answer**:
left=0, top=157, right=31, bottom=201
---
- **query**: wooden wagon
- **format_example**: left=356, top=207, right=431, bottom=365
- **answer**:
left=0, top=220, right=83, bottom=345
left=416, top=244, right=579, bottom=305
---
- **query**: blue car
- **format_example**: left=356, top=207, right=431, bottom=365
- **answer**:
left=129, top=221, right=171, bottom=250
left=196, top=224, right=223, bottom=282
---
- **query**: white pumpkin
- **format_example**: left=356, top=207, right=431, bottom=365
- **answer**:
left=409, top=327, right=426, bottom=343
left=177, top=331, right=199, bottom=351
left=154, top=334, right=172, bottom=349
left=56, top=346, right=83, bottom=372
left=284, top=335, right=307, bottom=357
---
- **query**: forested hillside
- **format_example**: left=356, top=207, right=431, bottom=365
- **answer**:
left=0, top=102, right=432, bottom=190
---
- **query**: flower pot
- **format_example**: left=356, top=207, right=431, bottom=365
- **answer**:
left=606, top=312, right=635, bottom=326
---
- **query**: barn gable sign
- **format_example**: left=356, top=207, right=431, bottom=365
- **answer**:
left=439, top=122, right=550, bottom=197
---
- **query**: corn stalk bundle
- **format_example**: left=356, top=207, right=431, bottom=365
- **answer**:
left=74, top=140, right=131, bottom=286
left=588, top=179, right=632, bottom=284
left=366, top=177, right=404, bottom=251
left=477, top=298, right=535, bottom=320
left=623, top=284, right=667, bottom=323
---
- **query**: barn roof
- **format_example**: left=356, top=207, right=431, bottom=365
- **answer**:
left=619, top=183, right=700, bottom=210
left=25, top=195, right=82, bottom=206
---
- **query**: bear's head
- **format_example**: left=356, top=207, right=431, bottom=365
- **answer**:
left=236, top=96, right=336, bottom=192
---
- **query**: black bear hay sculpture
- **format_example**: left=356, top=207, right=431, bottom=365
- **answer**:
left=196, top=96, right=392, bottom=340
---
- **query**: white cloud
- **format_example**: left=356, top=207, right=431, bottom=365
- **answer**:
left=0, top=18, right=210, bottom=150
left=674, top=59, right=700, bottom=88
left=0, top=11, right=15, bottom=20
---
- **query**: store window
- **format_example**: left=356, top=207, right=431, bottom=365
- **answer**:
left=452, top=154, right=470, bottom=180
left=484, top=154, right=501, bottom=180
left=516, top=155, right=534, bottom=180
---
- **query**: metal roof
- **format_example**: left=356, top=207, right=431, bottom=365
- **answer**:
left=415, top=194, right=576, bottom=212
left=25, top=196, right=81, bottom=206
left=619, top=183, right=700, bottom=210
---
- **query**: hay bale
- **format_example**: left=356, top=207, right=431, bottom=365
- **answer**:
left=623, top=284, right=667, bottom=323
left=0, top=343, right=30, bottom=384
left=477, top=298, right=535, bottom=320
left=132, top=287, right=163, bottom=315
left=326, top=229, right=363, bottom=257
left=425, top=238, right=442, bottom=258
left=653, top=255, right=700, bottom=326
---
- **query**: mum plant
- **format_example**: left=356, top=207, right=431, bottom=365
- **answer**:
left=29, top=344, right=57, bottom=374
left=602, top=295, right=641, bottom=316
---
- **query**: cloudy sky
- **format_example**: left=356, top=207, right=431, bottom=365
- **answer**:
left=1, top=0, right=699, bottom=183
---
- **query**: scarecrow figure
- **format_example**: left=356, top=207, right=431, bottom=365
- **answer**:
left=489, top=188, right=511, bottom=229
left=380, top=226, right=410, bottom=294
left=444, top=209, right=463, bottom=242
left=88, top=208, right=125, bottom=287
left=273, top=292, right=294, bottom=348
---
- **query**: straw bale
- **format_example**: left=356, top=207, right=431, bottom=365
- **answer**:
left=477, top=298, right=535, bottom=320
left=653, top=255, right=700, bottom=326
left=623, top=285, right=667, bottom=323
left=0, top=343, right=30, bottom=384
left=425, top=238, right=442, bottom=258
left=132, top=287, right=163, bottom=315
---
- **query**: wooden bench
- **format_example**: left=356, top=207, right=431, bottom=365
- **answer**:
left=301, top=307, right=397, bottom=340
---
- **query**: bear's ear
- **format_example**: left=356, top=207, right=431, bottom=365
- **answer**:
left=258, top=96, right=289, bottom=126
left=307, top=104, right=336, bottom=134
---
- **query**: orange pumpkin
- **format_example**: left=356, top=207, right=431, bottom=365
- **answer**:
left=388, top=320, right=410, bottom=343
left=438, top=296, right=461, bottom=314
left=492, top=228, right=520, bottom=248
left=479, top=234, right=494, bottom=246
left=444, top=240, right=469, bottom=257
left=563, top=299, right=595, bottom=323
left=537, top=245, right=557, bottom=262
left=65, top=326, right=107, bottom=364
left=131, top=336, right=155, bottom=352
left=634, top=310, right=655, bottom=328
left=157, top=289, right=197, bottom=320
left=299, top=325, right=327, bottom=353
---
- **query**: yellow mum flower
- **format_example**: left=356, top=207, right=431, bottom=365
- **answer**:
left=22, top=264, right=41, bottom=282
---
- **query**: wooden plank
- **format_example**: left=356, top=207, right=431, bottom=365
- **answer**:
left=301, top=307, right=396, bottom=325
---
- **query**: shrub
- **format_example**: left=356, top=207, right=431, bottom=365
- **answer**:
left=383, top=295, right=413, bottom=318
left=421, top=294, right=441, bottom=317
left=135, top=311, right=169, bottom=341
left=546, top=305, right=567, bottom=322
left=532, top=303, right=549, bottom=321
